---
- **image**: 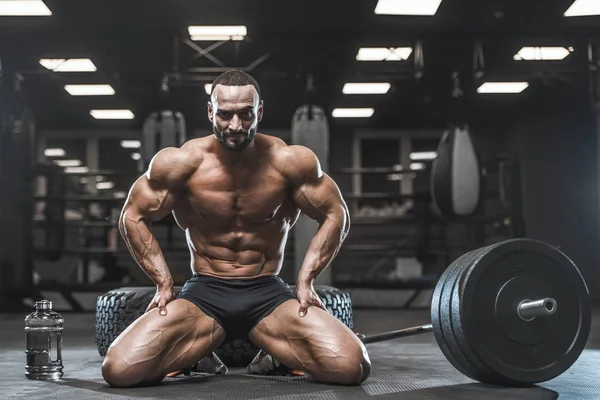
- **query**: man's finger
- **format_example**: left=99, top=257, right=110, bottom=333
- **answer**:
left=159, top=299, right=168, bottom=316
left=298, top=300, right=308, bottom=317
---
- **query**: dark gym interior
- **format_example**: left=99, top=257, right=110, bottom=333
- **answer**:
left=1, top=1, right=600, bottom=399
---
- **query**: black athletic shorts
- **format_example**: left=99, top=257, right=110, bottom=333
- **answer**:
left=177, top=273, right=297, bottom=339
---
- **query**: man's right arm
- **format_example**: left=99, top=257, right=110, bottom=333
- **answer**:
left=118, top=147, right=196, bottom=313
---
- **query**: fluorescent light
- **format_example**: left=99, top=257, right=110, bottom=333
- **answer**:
left=477, top=82, right=529, bottom=94
left=44, top=148, right=65, bottom=157
left=188, top=25, right=247, bottom=41
left=114, top=191, right=127, bottom=199
left=39, top=58, right=97, bottom=72
left=64, top=166, right=89, bottom=174
left=410, top=152, right=437, bottom=161
left=564, top=0, right=600, bottom=16
left=54, top=159, right=82, bottom=167
left=386, top=174, right=403, bottom=181
left=343, top=82, right=391, bottom=94
left=205, top=83, right=212, bottom=95
left=410, top=162, right=426, bottom=170
left=131, top=152, right=141, bottom=160
left=191, top=35, right=245, bottom=41
left=375, top=0, right=442, bottom=16
left=97, top=182, right=114, bottom=190
left=120, top=140, right=141, bottom=149
left=332, top=108, right=374, bottom=118
left=90, top=109, right=135, bottom=120
left=513, top=47, right=572, bottom=61
left=356, top=47, right=413, bottom=61
left=65, top=84, right=115, bottom=96
left=0, top=0, right=52, bottom=16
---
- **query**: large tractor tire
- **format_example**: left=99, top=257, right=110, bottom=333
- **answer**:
left=95, top=285, right=353, bottom=367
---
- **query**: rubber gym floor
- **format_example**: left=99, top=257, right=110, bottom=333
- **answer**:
left=2, top=307, right=599, bottom=400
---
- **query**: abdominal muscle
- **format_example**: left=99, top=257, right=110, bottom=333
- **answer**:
left=183, top=224, right=289, bottom=279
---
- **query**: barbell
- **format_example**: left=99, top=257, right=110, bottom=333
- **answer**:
left=354, top=238, right=592, bottom=387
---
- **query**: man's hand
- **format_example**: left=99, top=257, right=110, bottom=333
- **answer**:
left=146, top=286, right=176, bottom=315
left=295, top=283, right=327, bottom=317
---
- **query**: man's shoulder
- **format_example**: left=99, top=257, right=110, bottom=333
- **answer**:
left=256, top=133, right=314, bottom=159
left=152, top=140, right=204, bottom=166
left=268, top=141, right=321, bottom=182
left=257, top=132, right=287, bottom=148
left=147, top=139, right=206, bottom=184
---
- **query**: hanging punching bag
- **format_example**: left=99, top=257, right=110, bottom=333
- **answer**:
left=141, top=110, right=187, bottom=166
left=290, top=104, right=331, bottom=285
left=430, top=125, right=481, bottom=217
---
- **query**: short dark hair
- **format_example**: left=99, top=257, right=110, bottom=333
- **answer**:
left=210, top=70, right=261, bottom=98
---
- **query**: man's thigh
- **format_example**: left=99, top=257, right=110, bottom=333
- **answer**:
left=102, top=298, right=225, bottom=387
left=248, top=299, right=370, bottom=385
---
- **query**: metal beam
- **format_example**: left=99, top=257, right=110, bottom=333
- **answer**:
left=182, top=38, right=226, bottom=67
left=187, top=53, right=271, bottom=74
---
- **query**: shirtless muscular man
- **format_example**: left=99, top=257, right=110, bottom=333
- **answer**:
left=101, top=70, right=371, bottom=387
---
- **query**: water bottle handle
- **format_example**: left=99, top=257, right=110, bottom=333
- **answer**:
left=50, top=332, right=62, bottom=363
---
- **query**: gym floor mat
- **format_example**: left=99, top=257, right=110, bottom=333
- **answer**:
left=2, top=311, right=598, bottom=399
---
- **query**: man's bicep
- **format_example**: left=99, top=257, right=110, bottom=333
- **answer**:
left=123, top=176, right=176, bottom=222
left=285, top=145, right=348, bottom=222
left=123, top=146, right=193, bottom=221
left=293, top=173, right=348, bottom=223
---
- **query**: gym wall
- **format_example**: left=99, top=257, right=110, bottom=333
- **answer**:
left=32, top=117, right=600, bottom=302
left=500, top=104, right=599, bottom=300
left=325, top=114, right=600, bottom=302
left=329, top=129, right=353, bottom=194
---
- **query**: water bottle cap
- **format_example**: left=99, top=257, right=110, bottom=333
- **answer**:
left=35, top=300, right=52, bottom=310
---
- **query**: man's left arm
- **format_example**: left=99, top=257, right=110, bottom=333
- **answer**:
left=285, top=146, right=351, bottom=315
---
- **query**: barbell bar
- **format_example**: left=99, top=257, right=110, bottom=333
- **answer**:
left=518, top=298, right=557, bottom=320
left=357, top=324, right=434, bottom=344
left=353, top=238, right=591, bottom=387
left=357, top=296, right=557, bottom=344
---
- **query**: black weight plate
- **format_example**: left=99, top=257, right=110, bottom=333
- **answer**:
left=458, top=239, right=592, bottom=385
left=443, top=246, right=502, bottom=382
left=432, top=246, right=496, bottom=382
left=431, top=249, right=479, bottom=378
left=449, top=246, right=511, bottom=384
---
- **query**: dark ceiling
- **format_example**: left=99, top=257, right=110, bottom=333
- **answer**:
left=0, top=0, right=598, bottom=132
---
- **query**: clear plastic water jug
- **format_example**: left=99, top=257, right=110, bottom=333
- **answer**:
left=24, top=300, right=64, bottom=380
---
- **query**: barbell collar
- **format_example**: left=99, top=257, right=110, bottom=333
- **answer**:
left=517, top=298, right=557, bottom=321
left=359, top=324, right=433, bottom=344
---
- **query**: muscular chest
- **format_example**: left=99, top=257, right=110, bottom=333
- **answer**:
left=186, top=165, right=292, bottom=225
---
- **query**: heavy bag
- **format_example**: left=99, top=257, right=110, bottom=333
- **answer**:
left=290, top=104, right=331, bottom=284
left=141, top=110, right=187, bottom=166
left=431, top=126, right=481, bottom=217
left=291, top=105, right=329, bottom=169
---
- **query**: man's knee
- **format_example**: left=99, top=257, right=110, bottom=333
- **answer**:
left=102, top=356, right=135, bottom=388
left=356, top=353, right=371, bottom=384
left=342, top=351, right=371, bottom=385
left=316, top=345, right=371, bottom=386
left=102, top=356, right=125, bottom=387
left=102, top=354, right=163, bottom=388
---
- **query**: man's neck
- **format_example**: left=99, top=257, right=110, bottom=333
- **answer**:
left=213, top=138, right=257, bottom=167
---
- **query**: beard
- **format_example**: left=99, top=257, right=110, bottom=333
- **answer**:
left=213, top=125, right=257, bottom=152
